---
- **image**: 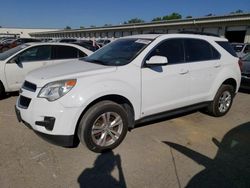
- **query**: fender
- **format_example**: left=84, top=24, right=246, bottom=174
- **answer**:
left=208, top=63, right=241, bottom=100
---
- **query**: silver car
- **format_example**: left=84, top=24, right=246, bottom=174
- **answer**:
left=231, top=43, right=250, bottom=58
left=241, top=53, right=250, bottom=89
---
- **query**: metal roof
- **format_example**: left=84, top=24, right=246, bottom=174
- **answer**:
left=30, top=13, right=250, bottom=35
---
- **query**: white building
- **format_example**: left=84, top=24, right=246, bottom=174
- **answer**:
left=0, top=28, right=58, bottom=38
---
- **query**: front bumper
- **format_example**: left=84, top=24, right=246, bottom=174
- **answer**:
left=15, top=105, right=75, bottom=147
left=15, top=86, right=83, bottom=147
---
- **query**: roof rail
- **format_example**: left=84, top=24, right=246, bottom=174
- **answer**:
left=179, top=31, right=220, bottom=37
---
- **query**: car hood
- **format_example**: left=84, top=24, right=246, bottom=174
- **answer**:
left=26, top=59, right=117, bottom=87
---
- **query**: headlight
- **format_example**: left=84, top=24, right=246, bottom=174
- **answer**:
left=38, top=79, right=76, bottom=101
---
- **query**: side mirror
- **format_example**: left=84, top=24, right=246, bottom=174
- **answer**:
left=146, top=55, right=168, bottom=66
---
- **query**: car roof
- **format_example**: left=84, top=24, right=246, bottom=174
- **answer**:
left=25, top=42, right=93, bottom=54
left=123, top=33, right=227, bottom=41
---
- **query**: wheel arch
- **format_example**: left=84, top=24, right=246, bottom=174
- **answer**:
left=73, top=94, right=135, bottom=144
left=0, top=80, right=6, bottom=97
left=221, top=78, right=238, bottom=93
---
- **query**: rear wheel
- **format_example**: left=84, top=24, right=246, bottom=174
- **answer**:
left=77, top=101, right=129, bottom=153
left=207, top=85, right=234, bottom=117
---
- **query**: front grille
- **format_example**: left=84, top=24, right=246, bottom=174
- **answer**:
left=22, top=81, right=37, bottom=92
left=18, top=95, right=31, bottom=109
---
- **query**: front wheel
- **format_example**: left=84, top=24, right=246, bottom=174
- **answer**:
left=207, top=85, right=234, bottom=117
left=77, top=101, right=129, bottom=153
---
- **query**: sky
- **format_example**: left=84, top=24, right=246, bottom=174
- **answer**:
left=0, top=0, right=249, bottom=29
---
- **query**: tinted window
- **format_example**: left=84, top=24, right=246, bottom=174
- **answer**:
left=185, top=39, right=220, bottom=62
left=78, top=50, right=87, bottom=58
left=147, top=39, right=185, bottom=64
left=242, top=53, right=250, bottom=61
left=244, top=45, right=250, bottom=53
left=18, top=45, right=51, bottom=62
left=52, top=46, right=78, bottom=59
left=231, top=44, right=244, bottom=52
left=0, top=44, right=30, bottom=60
left=60, top=39, right=77, bottom=43
left=218, top=42, right=238, bottom=57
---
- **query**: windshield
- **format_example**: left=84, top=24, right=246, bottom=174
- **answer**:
left=0, top=44, right=29, bottom=60
left=83, top=38, right=152, bottom=66
left=242, top=53, right=250, bottom=61
left=231, top=44, right=244, bottom=52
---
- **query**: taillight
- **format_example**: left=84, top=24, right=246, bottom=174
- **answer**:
left=238, top=59, right=243, bottom=72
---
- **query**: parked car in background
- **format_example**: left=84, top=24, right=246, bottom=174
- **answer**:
left=0, top=43, right=93, bottom=97
left=72, top=40, right=100, bottom=51
left=96, top=39, right=111, bottom=47
left=59, top=38, right=78, bottom=43
left=231, top=43, right=250, bottom=58
left=16, top=34, right=241, bottom=153
left=0, top=38, right=41, bottom=52
left=241, top=53, right=250, bottom=89
left=0, top=38, right=16, bottom=44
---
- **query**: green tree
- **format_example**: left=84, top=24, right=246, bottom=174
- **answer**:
left=230, top=9, right=244, bottom=14
left=104, top=24, right=112, bottom=27
left=186, top=16, right=192, bottom=19
left=64, top=26, right=71, bottom=30
left=162, top=12, right=182, bottom=20
left=124, top=18, right=145, bottom=24
left=152, top=17, right=162, bottom=21
left=205, top=13, right=213, bottom=17
left=80, top=26, right=85, bottom=29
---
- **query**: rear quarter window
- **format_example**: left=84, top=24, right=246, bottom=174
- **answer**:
left=217, top=41, right=238, bottom=57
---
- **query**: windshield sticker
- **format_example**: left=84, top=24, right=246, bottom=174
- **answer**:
left=135, top=39, right=151, bottom=45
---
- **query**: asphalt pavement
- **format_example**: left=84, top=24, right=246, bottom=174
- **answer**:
left=0, top=91, right=249, bottom=188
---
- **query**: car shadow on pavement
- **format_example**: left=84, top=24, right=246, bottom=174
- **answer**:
left=77, top=151, right=127, bottom=188
left=163, top=122, right=250, bottom=188
left=0, top=91, right=19, bottom=100
left=239, top=88, right=250, bottom=94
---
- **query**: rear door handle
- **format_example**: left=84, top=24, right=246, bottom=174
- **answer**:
left=179, top=69, right=189, bottom=75
left=214, top=64, right=221, bottom=68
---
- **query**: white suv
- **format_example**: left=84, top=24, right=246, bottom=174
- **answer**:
left=15, top=34, right=241, bottom=153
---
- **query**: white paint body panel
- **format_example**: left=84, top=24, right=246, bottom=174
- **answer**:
left=0, top=43, right=93, bottom=92
left=16, top=34, right=241, bottom=137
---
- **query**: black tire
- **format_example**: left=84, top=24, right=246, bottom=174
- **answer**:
left=0, top=82, right=6, bottom=99
left=77, top=100, right=129, bottom=153
left=207, top=85, right=234, bottom=117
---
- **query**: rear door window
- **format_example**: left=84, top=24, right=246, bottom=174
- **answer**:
left=185, top=39, right=220, bottom=62
left=52, top=45, right=78, bottom=59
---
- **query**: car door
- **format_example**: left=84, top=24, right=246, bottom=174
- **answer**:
left=141, top=39, right=190, bottom=117
left=184, top=38, right=221, bottom=103
left=48, top=45, right=87, bottom=66
left=4, top=45, right=52, bottom=91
